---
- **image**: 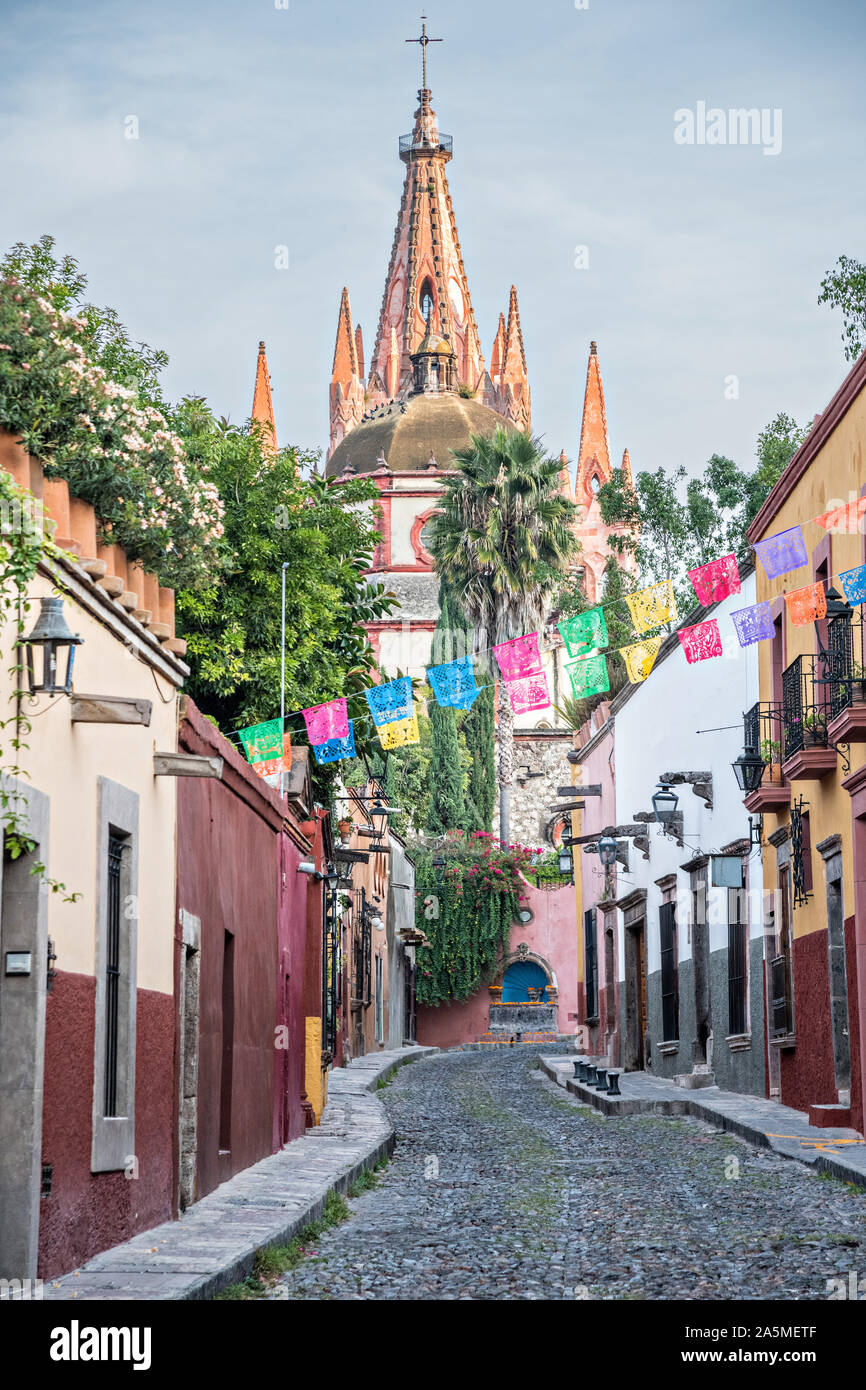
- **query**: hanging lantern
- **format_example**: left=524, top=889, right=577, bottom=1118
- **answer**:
left=824, top=585, right=852, bottom=624
left=597, top=835, right=618, bottom=868
left=732, top=746, right=766, bottom=794
left=557, top=846, right=574, bottom=882
left=651, top=781, right=679, bottom=826
left=20, top=598, right=82, bottom=697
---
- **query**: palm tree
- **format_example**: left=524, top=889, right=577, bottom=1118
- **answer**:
left=427, top=427, right=579, bottom=842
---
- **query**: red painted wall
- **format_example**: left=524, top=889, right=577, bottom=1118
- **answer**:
left=178, top=701, right=310, bottom=1201
left=779, top=929, right=839, bottom=1114
left=845, top=916, right=863, bottom=1135
left=38, top=975, right=174, bottom=1279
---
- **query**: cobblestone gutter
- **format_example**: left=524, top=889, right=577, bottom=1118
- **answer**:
left=44, top=1046, right=438, bottom=1302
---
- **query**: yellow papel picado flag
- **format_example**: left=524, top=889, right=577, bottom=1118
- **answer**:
left=377, top=711, right=420, bottom=750
left=626, top=580, right=677, bottom=635
left=622, top=636, right=663, bottom=684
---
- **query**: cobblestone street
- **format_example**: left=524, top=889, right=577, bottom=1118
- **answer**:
left=276, top=1048, right=866, bottom=1301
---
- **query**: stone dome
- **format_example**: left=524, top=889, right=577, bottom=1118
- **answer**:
left=327, top=391, right=512, bottom=476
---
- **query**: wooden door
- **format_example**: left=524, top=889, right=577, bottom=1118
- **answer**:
left=636, top=925, right=647, bottom=1069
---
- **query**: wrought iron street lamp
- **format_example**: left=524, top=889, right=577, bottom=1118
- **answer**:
left=824, top=585, right=852, bottom=624
left=732, top=745, right=766, bottom=794
left=597, top=835, right=618, bottom=869
left=557, top=846, right=574, bottom=882
left=20, top=598, right=82, bottom=697
left=651, top=781, right=679, bottom=826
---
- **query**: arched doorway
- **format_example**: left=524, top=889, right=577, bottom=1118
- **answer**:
left=501, top=959, right=548, bottom=1002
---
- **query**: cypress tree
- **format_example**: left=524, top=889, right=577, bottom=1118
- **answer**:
left=437, top=580, right=496, bottom=833
left=426, top=584, right=465, bottom=833
left=462, top=682, right=495, bottom=831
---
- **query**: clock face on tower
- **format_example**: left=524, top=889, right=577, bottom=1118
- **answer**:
left=448, top=276, right=464, bottom=324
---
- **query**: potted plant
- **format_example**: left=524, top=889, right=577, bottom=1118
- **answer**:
left=760, top=737, right=783, bottom=780
left=337, top=817, right=353, bottom=845
left=802, top=711, right=828, bottom=747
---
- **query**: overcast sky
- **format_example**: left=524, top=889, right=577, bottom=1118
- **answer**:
left=2, top=0, right=863, bottom=481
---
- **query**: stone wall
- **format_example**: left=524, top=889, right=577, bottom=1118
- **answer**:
left=492, top=731, right=573, bottom=847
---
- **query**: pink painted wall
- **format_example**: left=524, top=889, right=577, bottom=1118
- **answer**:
left=576, top=722, right=617, bottom=928
left=417, top=878, right=579, bottom=1049
left=574, top=720, right=617, bottom=1053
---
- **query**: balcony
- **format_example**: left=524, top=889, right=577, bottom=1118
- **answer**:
left=781, top=654, right=838, bottom=780
left=826, top=608, right=866, bottom=744
left=742, top=701, right=791, bottom=812
left=399, top=132, right=453, bottom=161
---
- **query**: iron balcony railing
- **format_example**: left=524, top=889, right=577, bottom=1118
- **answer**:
left=743, top=700, right=787, bottom=784
left=399, top=132, right=453, bottom=158
left=781, top=654, right=833, bottom=758
left=826, top=608, right=866, bottom=719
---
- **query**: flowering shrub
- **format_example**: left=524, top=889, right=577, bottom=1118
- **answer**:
left=0, top=272, right=224, bottom=588
left=414, top=832, right=541, bottom=1005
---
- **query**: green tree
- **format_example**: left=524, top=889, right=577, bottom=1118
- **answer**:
left=554, top=555, right=634, bottom=727
left=427, top=427, right=579, bottom=842
left=753, top=412, right=808, bottom=497
left=819, top=255, right=866, bottom=363
left=462, top=684, right=495, bottom=832
left=172, top=399, right=396, bottom=790
left=597, top=413, right=807, bottom=617
left=426, top=584, right=466, bottom=833
left=1, top=236, right=169, bottom=402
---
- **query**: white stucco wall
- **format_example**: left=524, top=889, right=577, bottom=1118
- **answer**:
left=613, top=570, right=761, bottom=982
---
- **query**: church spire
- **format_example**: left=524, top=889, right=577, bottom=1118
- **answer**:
left=498, top=286, right=531, bottom=430
left=329, top=287, right=365, bottom=456
left=489, top=312, right=506, bottom=384
left=370, top=41, right=485, bottom=397
left=251, top=340, right=277, bottom=454
left=576, top=339, right=612, bottom=506
left=558, top=449, right=572, bottom=500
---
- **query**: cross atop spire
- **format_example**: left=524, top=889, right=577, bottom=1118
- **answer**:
left=406, top=15, right=442, bottom=91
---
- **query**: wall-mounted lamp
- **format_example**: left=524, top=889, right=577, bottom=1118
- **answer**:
left=732, top=746, right=766, bottom=794
left=651, top=781, right=679, bottom=826
left=597, top=835, right=618, bottom=869
left=557, top=847, right=574, bottom=883
left=21, top=598, right=82, bottom=697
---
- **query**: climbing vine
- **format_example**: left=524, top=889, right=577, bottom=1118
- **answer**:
left=0, top=466, right=78, bottom=898
left=414, top=832, right=544, bottom=1006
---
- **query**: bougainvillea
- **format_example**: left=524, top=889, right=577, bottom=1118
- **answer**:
left=0, top=270, right=224, bottom=588
left=414, top=832, right=544, bottom=1006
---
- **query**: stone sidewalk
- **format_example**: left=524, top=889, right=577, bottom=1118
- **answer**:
left=44, top=1045, right=438, bottom=1302
left=540, top=1054, right=866, bottom=1187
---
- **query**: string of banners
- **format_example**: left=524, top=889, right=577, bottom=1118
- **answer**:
left=235, top=503, right=866, bottom=770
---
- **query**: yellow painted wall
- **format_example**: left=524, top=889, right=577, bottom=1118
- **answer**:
left=753, top=387, right=866, bottom=937
left=2, top=570, right=179, bottom=992
left=304, top=1015, right=325, bottom=1123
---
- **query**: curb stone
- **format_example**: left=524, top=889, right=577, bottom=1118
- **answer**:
left=538, top=1054, right=866, bottom=1189
left=44, top=1045, right=438, bottom=1302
